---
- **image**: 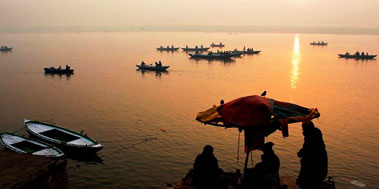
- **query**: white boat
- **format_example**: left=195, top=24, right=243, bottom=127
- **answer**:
left=0, top=133, right=64, bottom=158
left=24, top=120, right=103, bottom=153
left=136, top=64, right=170, bottom=71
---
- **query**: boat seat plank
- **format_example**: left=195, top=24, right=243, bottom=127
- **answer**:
left=66, top=138, right=94, bottom=146
left=2, top=135, right=25, bottom=145
left=33, top=148, right=61, bottom=156
left=28, top=123, right=55, bottom=134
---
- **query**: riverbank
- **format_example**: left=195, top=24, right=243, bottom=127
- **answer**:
left=0, top=150, right=68, bottom=188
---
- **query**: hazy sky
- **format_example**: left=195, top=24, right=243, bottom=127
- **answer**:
left=1, top=0, right=379, bottom=29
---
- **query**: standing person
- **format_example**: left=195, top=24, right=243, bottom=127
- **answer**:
left=297, top=121, right=328, bottom=189
left=192, top=145, right=223, bottom=187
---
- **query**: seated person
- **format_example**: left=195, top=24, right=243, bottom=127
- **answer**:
left=244, top=142, right=281, bottom=189
left=192, top=145, right=223, bottom=187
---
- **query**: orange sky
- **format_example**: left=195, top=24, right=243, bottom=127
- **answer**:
left=1, top=0, right=379, bottom=29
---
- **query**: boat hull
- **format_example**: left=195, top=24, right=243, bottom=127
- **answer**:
left=0, top=48, right=12, bottom=51
left=156, top=47, right=179, bottom=51
left=0, top=133, right=64, bottom=158
left=44, top=68, right=74, bottom=74
left=182, top=47, right=210, bottom=52
left=338, top=54, right=377, bottom=59
left=136, top=65, right=170, bottom=71
left=24, top=120, right=103, bottom=153
left=189, top=53, right=233, bottom=59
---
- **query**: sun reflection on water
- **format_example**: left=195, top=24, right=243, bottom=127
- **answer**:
left=291, top=34, right=300, bottom=89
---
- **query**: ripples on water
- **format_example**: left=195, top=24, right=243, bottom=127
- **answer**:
left=0, top=32, right=378, bottom=188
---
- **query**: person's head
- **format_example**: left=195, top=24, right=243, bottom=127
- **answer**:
left=302, top=120, right=315, bottom=136
left=262, top=142, right=274, bottom=154
left=202, top=145, right=214, bottom=155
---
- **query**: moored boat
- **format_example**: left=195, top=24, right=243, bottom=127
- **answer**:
left=338, top=53, right=377, bottom=59
left=136, top=64, right=170, bottom=71
left=0, top=132, right=64, bottom=158
left=24, top=119, right=103, bottom=153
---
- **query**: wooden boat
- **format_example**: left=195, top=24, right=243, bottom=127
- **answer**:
left=338, top=54, right=377, bottom=59
left=0, top=46, right=12, bottom=51
left=0, top=133, right=64, bottom=158
left=233, top=49, right=261, bottom=55
left=136, top=65, right=170, bottom=71
left=44, top=67, right=74, bottom=74
left=156, top=47, right=180, bottom=51
left=24, top=120, right=103, bottom=153
left=310, top=42, right=328, bottom=46
left=182, top=47, right=210, bottom=52
left=210, top=42, right=225, bottom=47
left=189, top=53, right=233, bottom=59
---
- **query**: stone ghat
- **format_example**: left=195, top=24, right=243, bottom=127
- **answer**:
left=0, top=150, right=68, bottom=189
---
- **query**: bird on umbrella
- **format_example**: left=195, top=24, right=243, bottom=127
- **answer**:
left=261, top=91, right=267, bottom=97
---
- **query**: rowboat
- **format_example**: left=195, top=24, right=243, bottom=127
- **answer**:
left=182, top=47, right=210, bottom=52
left=189, top=53, right=233, bottom=59
left=0, top=47, right=12, bottom=51
left=136, top=65, right=170, bottom=71
left=338, top=54, right=377, bottom=59
left=310, top=42, right=328, bottom=46
left=44, top=67, right=74, bottom=74
left=0, top=133, right=64, bottom=158
left=210, top=42, right=225, bottom=47
left=156, top=47, right=180, bottom=51
left=24, top=120, right=103, bottom=153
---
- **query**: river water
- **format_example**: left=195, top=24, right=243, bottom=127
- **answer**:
left=0, top=32, right=378, bottom=188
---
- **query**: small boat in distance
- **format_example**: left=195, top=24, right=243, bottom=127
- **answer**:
left=44, top=65, right=74, bottom=74
left=182, top=45, right=210, bottom=52
left=233, top=47, right=261, bottom=55
left=310, top=41, right=328, bottom=46
left=24, top=119, right=103, bottom=153
left=137, top=61, right=170, bottom=71
left=210, top=42, right=225, bottom=47
left=0, top=132, right=65, bottom=158
left=189, top=52, right=233, bottom=59
left=338, top=52, right=377, bottom=59
left=156, top=45, right=180, bottom=51
left=0, top=46, right=12, bottom=51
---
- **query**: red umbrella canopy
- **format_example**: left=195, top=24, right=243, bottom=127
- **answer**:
left=196, top=95, right=320, bottom=151
left=197, top=95, right=320, bottom=128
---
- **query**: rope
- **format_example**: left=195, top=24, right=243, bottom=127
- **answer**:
left=11, top=127, right=25, bottom=134
left=101, top=137, right=158, bottom=143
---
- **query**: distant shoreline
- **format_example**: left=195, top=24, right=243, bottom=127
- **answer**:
left=1, top=25, right=379, bottom=35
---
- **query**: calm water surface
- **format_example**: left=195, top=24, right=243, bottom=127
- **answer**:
left=0, top=32, right=378, bottom=188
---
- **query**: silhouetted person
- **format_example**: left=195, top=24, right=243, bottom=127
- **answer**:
left=192, top=145, right=223, bottom=187
left=355, top=51, right=360, bottom=56
left=141, top=61, right=146, bottom=66
left=65, top=65, right=70, bottom=70
left=58, top=65, right=62, bottom=70
left=253, top=142, right=281, bottom=189
left=297, top=121, right=328, bottom=189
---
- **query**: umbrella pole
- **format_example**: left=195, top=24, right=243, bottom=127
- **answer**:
left=243, top=151, right=250, bottom=177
